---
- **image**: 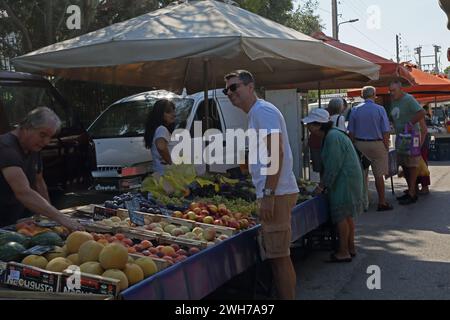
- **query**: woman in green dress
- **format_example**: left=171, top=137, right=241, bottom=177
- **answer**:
left=303, top=108, right=365, bottom=263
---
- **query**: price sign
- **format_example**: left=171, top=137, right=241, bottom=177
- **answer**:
left=125, top=199, right=145, bottom=226
left=92, top=205, right=117, bottom=221
left=23, top=245, right=55, bottom=256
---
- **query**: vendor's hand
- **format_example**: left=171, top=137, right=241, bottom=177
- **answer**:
left=259, top=196, right=275, bottom=222
left=58, top=215, right=84, bottom=231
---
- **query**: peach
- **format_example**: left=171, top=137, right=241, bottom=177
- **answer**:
left=140, top=240, right=152, bottom=249
left=161, top=246, right=176, bottom=257
left=203, top=216, right=214, bottom=224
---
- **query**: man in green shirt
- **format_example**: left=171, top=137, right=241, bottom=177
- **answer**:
left=389, top=80, right=426, bottom=205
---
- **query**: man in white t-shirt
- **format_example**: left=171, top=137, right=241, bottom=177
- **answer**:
left=224, top=70, right=299, bottom=300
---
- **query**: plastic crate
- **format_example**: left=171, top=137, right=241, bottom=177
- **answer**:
left=429, top=141, right=439, bottom=161
left=438, top=143, right=450, bottom=161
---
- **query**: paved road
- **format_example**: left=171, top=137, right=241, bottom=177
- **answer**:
left=294, top=162, right=450, bottom=300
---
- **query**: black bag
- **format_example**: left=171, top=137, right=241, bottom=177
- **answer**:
left=354, top=147, right=371, bottom=169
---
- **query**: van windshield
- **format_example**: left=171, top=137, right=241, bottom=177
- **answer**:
left=88, top=97, right=195, bottom=139
left=0, top=83, right=68, bottom=133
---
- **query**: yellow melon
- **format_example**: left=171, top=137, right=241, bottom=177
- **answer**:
left=99, top=243, right=128, bottom=270
left=79, top=261, right=104, bottom=276
left=66, top=231, right=94, bottom=254
left=21, top=255, right=48, bottom=269
left=78, top=240, right=104, bottom=264
left=123, top=263, right=144, bottom=285
left=46, top=257, right=72, bottom=272
left=44, top=246, right=66, bottom=261
left=66, top=253, right=80, bottom=265
left=102, top=269, right=129, bottom=291
left=128, top=256, right=135, bottom=263
left=134, top=257, right=158, bottom=278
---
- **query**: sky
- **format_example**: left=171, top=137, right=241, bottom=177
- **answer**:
left=295, top=0, right=450, bottom=72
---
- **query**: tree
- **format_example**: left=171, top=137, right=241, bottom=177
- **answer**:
left=445, top=65, right=450, bottom=75
left=0, top=0, right=323, bottom=123
left=286, top=0, right=323, bottom=35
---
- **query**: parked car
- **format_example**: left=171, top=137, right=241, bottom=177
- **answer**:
left=87, top=89, right=248, bottom=191
left=0, top=71, right=94, bottom=191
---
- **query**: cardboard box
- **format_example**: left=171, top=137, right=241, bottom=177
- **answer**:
left=60, top=270, right=120, bottom=297
left=3, top=262, right=61, bottom=293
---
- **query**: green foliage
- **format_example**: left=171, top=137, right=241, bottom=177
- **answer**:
left=0, top=0, right=323, bottom=124
left=444, top=66, right=450, bottom=75
left=285, top=0, right=323, bottom=35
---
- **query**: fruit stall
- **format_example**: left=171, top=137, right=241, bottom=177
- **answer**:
left=0, top=168, right=328, bottom=300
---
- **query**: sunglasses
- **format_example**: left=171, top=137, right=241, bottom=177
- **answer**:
left=222, top=83, right=243, bottom=95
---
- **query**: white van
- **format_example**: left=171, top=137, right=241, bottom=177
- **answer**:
left=87, top=89, right=247, bottom=191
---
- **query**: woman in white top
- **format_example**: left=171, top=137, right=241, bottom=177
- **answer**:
left=144, top=99, right=176, bottom=175
left=327, top=98, right=347, bottom=132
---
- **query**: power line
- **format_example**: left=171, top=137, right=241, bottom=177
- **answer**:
left=344, top=0, right=366, bottom=19
left=348, top=23, right=395, bottom=57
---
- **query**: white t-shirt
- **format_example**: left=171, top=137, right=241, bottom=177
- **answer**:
left=247, top=99, right=299, bottom=199
left=330, top=114, right=347, bottom=131
left=151, top=125, right=172, bottom=175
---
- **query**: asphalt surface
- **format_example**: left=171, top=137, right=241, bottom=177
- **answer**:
left=294, top=162, right=450, bottom=300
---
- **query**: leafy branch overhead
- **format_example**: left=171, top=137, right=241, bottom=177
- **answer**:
left=0, top=0, right=323, bottom=59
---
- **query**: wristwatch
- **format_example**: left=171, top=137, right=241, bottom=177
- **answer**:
left=263, top=188, right=275, bottom=197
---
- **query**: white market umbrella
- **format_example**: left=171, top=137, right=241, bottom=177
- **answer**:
left=13, top=0, right=380, bottom=93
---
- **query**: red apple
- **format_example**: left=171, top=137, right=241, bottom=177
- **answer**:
left=170, top=244, right=180, bottom=252
left=188, top=247, right=200, bottom=256
left=214, top=219, right=224, bottom=226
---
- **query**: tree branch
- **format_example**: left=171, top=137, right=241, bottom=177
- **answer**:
left=56, top=0, right=71, bottom=39
left=0, top=0, right=33, bottom=52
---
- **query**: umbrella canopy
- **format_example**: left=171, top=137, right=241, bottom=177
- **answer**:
left=268, top=31, right=413, bottom=90
left=12, top=0, right=379, bottom=93
left=348, top=63, right=450, bottom=98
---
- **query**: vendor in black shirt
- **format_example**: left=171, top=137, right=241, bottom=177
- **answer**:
left=0, top=107, right=83, bottom=230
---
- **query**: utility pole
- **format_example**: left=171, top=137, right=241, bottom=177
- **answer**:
left=332, top=0, right=338, bottom=40
left=415, top=46, right=422, bottom=69
left=434, top=45, right=441, bottom=73
left=396, top=34, right=400, bottom=63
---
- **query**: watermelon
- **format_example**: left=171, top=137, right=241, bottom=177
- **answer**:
left=0, top=242, right=26, bottom=262
left=0, top=231, right=30, bottom=248
left=31, top=232, right=63, bottom=247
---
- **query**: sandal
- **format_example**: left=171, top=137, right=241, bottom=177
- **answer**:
left=377, top=203, right=394, bottom=212
left=326, top=253, right=352, bottom=263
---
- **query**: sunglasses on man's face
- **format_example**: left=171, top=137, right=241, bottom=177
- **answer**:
left=223, top=83, right=243, bottom=95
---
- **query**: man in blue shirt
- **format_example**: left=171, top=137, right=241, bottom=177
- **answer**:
left=348, top=86, right=392, bottom=211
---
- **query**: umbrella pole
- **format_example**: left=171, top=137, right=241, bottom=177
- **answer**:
left=203, top=58, right=210, bottom=173
left=318, top=81, right=322, bottom=108
left=204, top=58, right=210, bottom=130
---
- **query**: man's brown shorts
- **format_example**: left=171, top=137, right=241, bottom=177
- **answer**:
left=355, top=140, right=388, bottom=177
left=258, top=193, right=298, bottom=259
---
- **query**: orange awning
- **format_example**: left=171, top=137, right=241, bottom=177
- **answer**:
left=348, top=63, right=450, bottom=98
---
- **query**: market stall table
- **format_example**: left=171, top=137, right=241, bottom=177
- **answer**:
left=120, top=196, right=329, bottom=300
